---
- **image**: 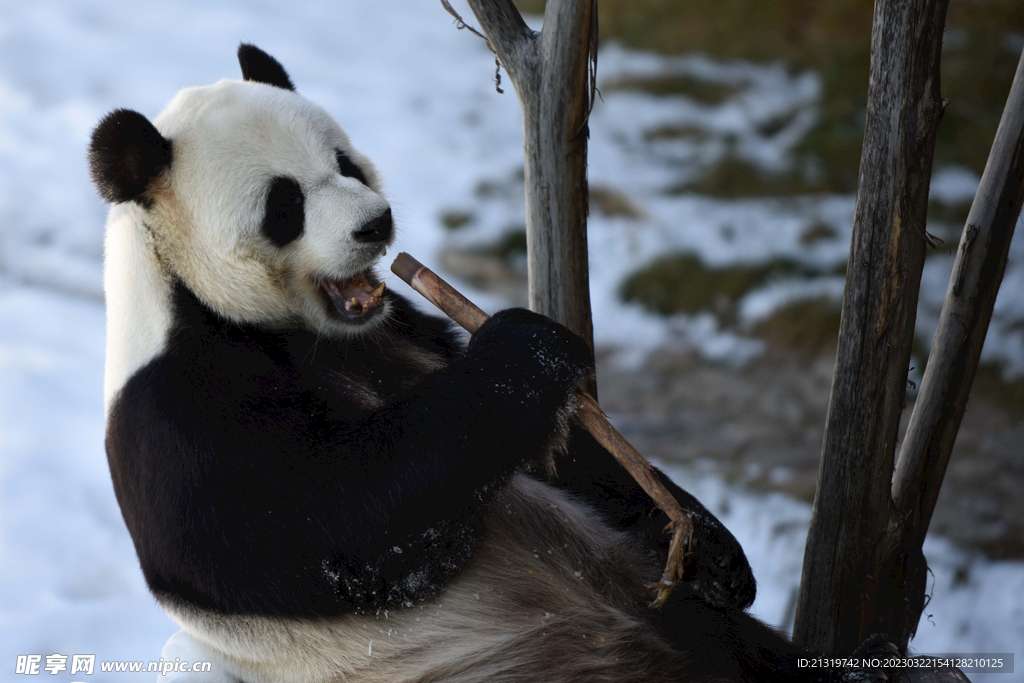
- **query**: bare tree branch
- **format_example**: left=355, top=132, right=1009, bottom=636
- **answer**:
left=462, top=0, right=537, bottom=92
left=440, top=0, right=495, bottom=49
left=893, top=47, right=1024, bottom=537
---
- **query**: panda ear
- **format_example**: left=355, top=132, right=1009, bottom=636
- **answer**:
left=88, top=109, right=173, bottom=205
left=238, top=43, right=296, bottom=91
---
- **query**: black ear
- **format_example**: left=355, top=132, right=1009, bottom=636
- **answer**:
left=89, top=109, right=173, bottom=205
left=238, top=43, right=295, bottom=91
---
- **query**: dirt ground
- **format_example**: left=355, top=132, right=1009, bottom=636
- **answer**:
left=595, top=346, right=1024, bottom=560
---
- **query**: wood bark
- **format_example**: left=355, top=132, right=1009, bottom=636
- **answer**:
left=463, top=0, right=598, bottom=396
left=892, top=47, right=1024, bottom=541
left=793, top=0, right=949, bottom=654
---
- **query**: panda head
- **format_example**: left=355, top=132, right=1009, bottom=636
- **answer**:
left=89, top=44, right=394, bottom=337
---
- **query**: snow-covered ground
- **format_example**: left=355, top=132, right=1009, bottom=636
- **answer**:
left=1, top=1, right=1021, bottom=680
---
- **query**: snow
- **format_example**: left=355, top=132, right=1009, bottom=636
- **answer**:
left=0, top=0, right=1021, bottom=680
left=931, top=166, right=982, bottom=206
left=671, top=466, right=1024, bottom=682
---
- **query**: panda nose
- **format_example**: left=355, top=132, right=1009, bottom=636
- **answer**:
left=353, top=208, right=393, bottom=244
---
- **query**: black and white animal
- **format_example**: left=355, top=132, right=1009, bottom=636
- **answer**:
left=90, top=45, right=880, bottom=683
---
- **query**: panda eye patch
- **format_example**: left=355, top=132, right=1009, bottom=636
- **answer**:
left=261, top=176, right=305, bottom=247
left=335, top=149, right=368, bottom=186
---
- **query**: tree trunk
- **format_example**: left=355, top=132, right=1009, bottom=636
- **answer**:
left=793, top=0, right=949, bottom=654
left=463, top=0, right=598, bottom=396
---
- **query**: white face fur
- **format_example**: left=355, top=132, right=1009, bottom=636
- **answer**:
left=152, top=79, right=393, bottom=326
left=101, top=77, right=394, bottom=409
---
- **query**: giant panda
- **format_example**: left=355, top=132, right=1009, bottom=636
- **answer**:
left=90, top=44, right=884, bottom=683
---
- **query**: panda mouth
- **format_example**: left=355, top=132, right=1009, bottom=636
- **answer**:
left=320, top=272, right=386, bottom=319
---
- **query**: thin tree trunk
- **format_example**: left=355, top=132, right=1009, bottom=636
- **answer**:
left=892, top=47, right=1024, bottom=544
left=463, top=0, right=598, bottom=396
left=793, top=0, right=949, bottom=654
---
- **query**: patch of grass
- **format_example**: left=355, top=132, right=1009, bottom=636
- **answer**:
left=474, top=167, right=526, bottom=201
left=970, top=363, right=1024, bottom=420
left=621, top=253, right=815, bottom=321
left=493, top=228, right=528, bottom=260
left=622, top=254, right=758, bottom=318
left=603, top=74, right=741, bottom=104
left=590, top=186, right=643, bottom=218
left=751, top=297, right=843, bottom=355
left=791, top=115, right=865, bottom=193
left=670, top=155, right=826, bottom=197
left=937, top=3, right=1024, bottom=175
left=643, top=123, right=711, bottom=142
left=518, top=0, right=1018, bottom=194
left=799, top=221, right=839, bottom=245
left=439, top=209, right=475, bottom=230
left=474, top=179, right=505, bottom=198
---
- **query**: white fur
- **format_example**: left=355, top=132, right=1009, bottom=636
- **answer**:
left=103, top=78, right=394, bottom=410
left=159, top=631, right=240, bottom=683
left=103, top=203, right=173, bottom=412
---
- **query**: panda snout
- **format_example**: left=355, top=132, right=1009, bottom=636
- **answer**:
left=352, top=208, right=393, bottom=244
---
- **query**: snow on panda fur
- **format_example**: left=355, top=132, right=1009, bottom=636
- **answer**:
left=90, top=44, right=879, bottom=683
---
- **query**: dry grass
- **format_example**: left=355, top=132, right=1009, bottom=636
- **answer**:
left=751, top=298, right=843, bottom=355
left=620, top=254, right=820, bottom=323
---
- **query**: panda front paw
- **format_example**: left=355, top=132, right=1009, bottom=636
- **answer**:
left=682, top=542, right=756, bottom=612
left=467, top=308, right=594, bottom=402
left=662, top=487, right=756, bottom=611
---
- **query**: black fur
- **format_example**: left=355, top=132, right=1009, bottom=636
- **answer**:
left=88, top=109, right=172, bottom=205
left=107, top=286, right=592, bottom=615
left=238, top=43, right=295, bottom=91
left=335, top=149, right=368, bottom=186
left=260, top=176, right=305, bottom=247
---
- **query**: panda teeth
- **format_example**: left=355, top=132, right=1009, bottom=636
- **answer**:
left=320, top=274, right=385, bottom=318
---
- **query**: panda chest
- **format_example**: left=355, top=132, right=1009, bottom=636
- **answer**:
left=306, top=345, right=443, bottom=414
left=313, top=365, right=392, bottom=412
